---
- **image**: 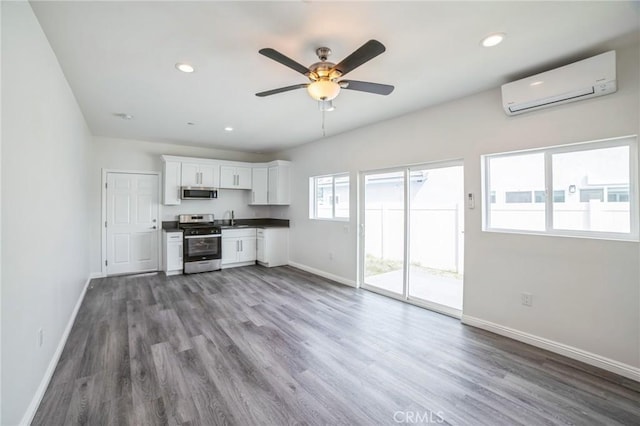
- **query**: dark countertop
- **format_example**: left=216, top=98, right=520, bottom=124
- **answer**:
left=162, top=218, right=289, bottom=232
left=220, top=218, right=289, bottom=229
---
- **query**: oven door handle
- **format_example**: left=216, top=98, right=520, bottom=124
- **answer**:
left=184, top=234, right=221, bottom=239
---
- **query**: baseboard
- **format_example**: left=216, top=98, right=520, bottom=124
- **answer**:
left=461, top=315, right=640, bottom=383
left=89, top=271, right=105, bottom=279
left=20, top=275, right=93, bottom=426
left=287, top=261, right=357, bottom=288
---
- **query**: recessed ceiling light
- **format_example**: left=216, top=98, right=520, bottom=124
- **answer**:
left=481, top=33, right=505, bottom=47
left=175, top=63, right=195, bottom=73
left=114, top=113, right=133, bottom=120
left=530, top=80, right=544, bottom=86
left=224, top=127, right=234, bottom=132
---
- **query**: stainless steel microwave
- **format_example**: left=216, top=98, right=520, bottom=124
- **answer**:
left=181, top=187, right=218, bottom=200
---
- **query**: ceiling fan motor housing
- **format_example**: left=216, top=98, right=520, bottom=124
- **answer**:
left=316, top=47, right=331, bottom=61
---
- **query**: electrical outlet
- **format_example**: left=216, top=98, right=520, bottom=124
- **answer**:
left=521, top=293, right=533, bottom=307
left=38, top=328, right=44, bottom=347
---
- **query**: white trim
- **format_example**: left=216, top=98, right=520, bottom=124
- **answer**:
left=288, top=261, right=357, bottom=287
left=101, top=169, right=162, bottom=277
left=461, top=315, right=640, bottom=382
left=20, top=276, right=93, bottom=426
left=89, top=271, right=105, bottom=279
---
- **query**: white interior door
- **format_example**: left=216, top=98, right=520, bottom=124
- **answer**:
left=106, top=172, right=159, bottom=275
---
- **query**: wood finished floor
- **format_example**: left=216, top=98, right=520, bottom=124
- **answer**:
left=33, top=265, right=640, bottom=426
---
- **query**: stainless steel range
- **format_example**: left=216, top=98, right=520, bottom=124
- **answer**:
left=178, top=214, right=222, bottom=274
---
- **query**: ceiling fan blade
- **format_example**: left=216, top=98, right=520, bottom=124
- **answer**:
left=255, top=84, right=308, bottom=97
left=259, top=48, right=310, bottom=75
left=339, top=80, right=394, bottom=95
left=331, top=40, right=386, bottom=77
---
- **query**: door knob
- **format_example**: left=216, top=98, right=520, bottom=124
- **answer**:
left=152, top=225, right=157, bottom=229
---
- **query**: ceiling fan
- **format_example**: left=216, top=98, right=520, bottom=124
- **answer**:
left=256, top=39, right=394, bottom=110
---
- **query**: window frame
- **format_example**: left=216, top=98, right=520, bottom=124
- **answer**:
left=482, top=135, right=639, bottom=241
left=309, top=172, right=350, bottom=221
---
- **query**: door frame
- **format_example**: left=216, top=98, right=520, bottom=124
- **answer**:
left=100, top=169, right=161, bottom=277
left=357, top=159, right=464, bottom=319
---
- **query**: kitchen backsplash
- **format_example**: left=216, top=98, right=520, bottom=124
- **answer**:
left=161, top=188, right=271, bottom=221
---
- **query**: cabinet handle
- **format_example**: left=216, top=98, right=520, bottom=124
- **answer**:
left=252, top=191, right=255, bottom=202
left=241, top=240, right=243, bottom=251
left=237, top=240, right=240, bottom=252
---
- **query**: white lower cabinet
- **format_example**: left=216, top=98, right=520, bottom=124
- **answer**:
left=163, top=231, right=183, bottom=275
left=256, top=228, right=289, bottom=267
left=221, top=228, right=257, bottom=268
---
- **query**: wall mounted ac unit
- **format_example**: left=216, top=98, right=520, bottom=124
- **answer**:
left=501, top=50, right=616, bottom=116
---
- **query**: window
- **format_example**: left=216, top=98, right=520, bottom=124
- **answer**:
left=483, top=136, right=638, bottom=240
left=553, top=190, right=565, bottom=203
left=309, top=173, right=350, bottom=220
left=608, top=187, right=629, bottom=202
left=506, top=191, right=533, bottom=203
left=579, top=188, right=604, bottom=202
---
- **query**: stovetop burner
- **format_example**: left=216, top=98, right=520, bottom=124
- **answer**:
left=178, top=214, right=220, bottom=235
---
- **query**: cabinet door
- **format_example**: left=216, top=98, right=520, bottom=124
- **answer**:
left=238, top=237, right=257, bottom=262
left=167, top=242, right=183, bottom=271
left=219, top=166, right=236, bottom=188
left=163, top=161, right=181, bottom=205
left=236, top=166, right=253, bottom=189
left=251, top=167, right=268, bottom=204
left=181, top=163, right=200, bottom=186
left=221, top=238, right=238, bottom=264
left=199, top=163, right=218, bottom=187
left=256, top=237, right=265, bottom=262
left=268, top=164, right=290, bottom=204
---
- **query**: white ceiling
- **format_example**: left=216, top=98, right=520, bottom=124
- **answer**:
left=30, top=1, right=640, bottom=153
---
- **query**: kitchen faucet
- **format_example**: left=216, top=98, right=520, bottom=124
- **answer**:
left=230, top=210, right=235, bottom=226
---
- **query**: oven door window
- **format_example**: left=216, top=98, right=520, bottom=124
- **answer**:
left=185, top=237, right=220, bottom=258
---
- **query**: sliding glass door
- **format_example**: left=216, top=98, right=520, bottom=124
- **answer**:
left=407, top=165, right=464, bottom=311
left=362, top=171, right=405, bottom=296
left=360, top=162, right=464, bottom=316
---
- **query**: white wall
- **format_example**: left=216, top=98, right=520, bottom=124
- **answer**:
left=89, top=137, right=272, bottom=273
left=279, top=41, right=640, bottom=373
left=1, top=2, right=93, bottom=424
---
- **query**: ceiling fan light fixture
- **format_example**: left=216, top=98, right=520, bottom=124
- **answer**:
left=307, top=80, right=341, bottom=101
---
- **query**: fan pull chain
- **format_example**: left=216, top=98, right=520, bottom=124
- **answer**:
left=322, top=109, right=326, bottom=137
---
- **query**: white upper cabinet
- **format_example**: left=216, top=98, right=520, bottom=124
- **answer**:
left=182, top=161, right=218, bottom=187
left=163, top=159, right=182, bottom=205
left=251, top=167, right=269, bottom=205
left=268, top=161, right=291, bottom=205
left=162, top=155, right=290, bottom=205
left=250, top=161, right=291, bottom=205
left=220, top=165, right=252, bottom=189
